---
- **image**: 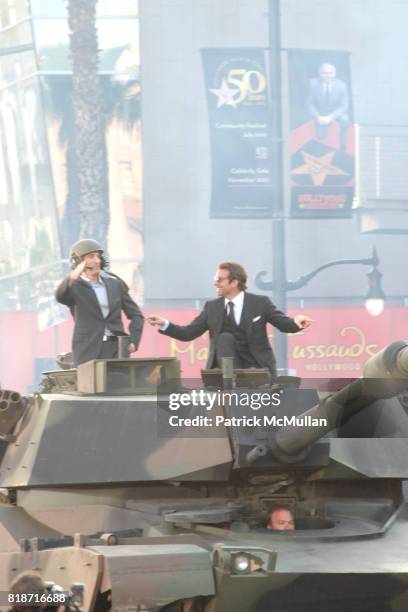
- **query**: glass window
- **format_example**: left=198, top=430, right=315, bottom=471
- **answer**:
left=30, top=0, right=138, bottom=19
left=0, top=20, right=35, bottom=85
left=0, top=0, right=29, bottom=28
left=33, top=17, right=139, bottom=74
left=97, top=1, right=138, bottom=18
left=0, top=77, right=60, bottom=286
left=32, top=19, right=69, bottom=71
left=29, top=0, right=66, bottom=18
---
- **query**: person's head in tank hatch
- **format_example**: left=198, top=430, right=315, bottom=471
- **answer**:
left=266, top=506, right=295, bottom=531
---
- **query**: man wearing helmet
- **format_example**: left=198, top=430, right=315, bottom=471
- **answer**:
left=56, top=239, right=144, bottom=366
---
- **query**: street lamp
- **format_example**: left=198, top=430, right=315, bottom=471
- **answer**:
left=365, top=256, right=385, bottom=316
left=255, top=247, right=385, bottom=371
left=256, top=247, right=384, bottom=314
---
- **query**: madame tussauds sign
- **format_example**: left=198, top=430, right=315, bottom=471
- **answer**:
left=140, top=306, right=405, bottom=379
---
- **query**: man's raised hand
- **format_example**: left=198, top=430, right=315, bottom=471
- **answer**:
left=69, top=260, right=86, bottom=284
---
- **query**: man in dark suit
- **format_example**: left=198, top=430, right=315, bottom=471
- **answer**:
left=307, top=62, right=349, bottom=150
left=147, top=262, right=312, bottom=377
left=56, top=239, right=144, bottom=366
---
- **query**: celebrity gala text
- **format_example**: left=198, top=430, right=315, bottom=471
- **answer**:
left=167, top=390, right=282, bottom=411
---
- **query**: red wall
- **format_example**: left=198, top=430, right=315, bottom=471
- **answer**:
left=1, top=306, right=407, bottom=393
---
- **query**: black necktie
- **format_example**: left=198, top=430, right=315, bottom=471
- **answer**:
left=227, top=301, right=236, bottom=326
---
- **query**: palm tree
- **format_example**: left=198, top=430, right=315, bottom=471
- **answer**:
left=67, top=0, right=109, bottom=248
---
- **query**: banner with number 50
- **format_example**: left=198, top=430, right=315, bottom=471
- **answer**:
left=201, top=48, right=273, bottom=219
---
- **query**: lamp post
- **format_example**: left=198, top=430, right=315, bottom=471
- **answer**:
left=255, top=247, right=385, bottom=374
left=265, top=0, right=386, bottom=374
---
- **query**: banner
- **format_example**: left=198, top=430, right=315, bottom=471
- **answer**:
left=287, top=50, right=355, bottom=218
left=201, top=48, right=273, bottom=218
left=1, top=306, right=407, bottom=392
left=139, top=307, right=404, bottom=379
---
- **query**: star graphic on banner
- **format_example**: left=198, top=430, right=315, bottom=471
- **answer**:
left=209, top=79, right=239, bottom=108
left=291, top=150, right=349, bottom=186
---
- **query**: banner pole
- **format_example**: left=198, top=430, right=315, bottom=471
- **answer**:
left=268, top=0, right=289, bottom=374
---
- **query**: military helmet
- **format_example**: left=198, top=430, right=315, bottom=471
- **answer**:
left=70, top=239, right=103, bottom=260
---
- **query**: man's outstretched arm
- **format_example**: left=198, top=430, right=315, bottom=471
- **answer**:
left=148, top=309, right=209, bottom=342
left=263, top=297, right=313, bottom=332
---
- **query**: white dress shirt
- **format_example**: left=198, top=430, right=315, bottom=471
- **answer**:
left=160, top=291, right=245, bottom=330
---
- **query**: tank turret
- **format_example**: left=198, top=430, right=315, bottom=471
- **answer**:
left=0, top=343, right=408, bottom=611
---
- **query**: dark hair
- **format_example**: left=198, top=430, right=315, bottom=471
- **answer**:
left=9, top=572, right=46, bottom=611
left=218, top=261, right=248, bottom=291
left=99, top=253, right=109, bottom=270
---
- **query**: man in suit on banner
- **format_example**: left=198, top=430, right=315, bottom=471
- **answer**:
left=56, top=238, right=144, bottom=366
left=147, top=261, right=313, bottom=377
left=307, top=62, right=349, bottom=150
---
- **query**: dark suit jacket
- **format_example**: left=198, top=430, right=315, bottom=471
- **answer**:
left=307, top=77, right=349, bottom=120
left=55, top=271, right=144, bottom=366
left=160, top=292, right=299, bottom=375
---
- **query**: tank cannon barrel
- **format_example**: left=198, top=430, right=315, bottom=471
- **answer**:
left=272, top=342, right=408, bottom=460
left=363, top=340, right=408, bottom=378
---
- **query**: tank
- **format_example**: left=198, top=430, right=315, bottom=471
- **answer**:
left=1, top=342, right=408, bottom=612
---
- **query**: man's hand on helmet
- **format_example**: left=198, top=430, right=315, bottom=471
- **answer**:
left=69, top=260, right=86, bottom=284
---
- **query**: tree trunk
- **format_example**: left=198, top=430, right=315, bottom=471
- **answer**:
left=67, top=0, right=109, bottom=248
